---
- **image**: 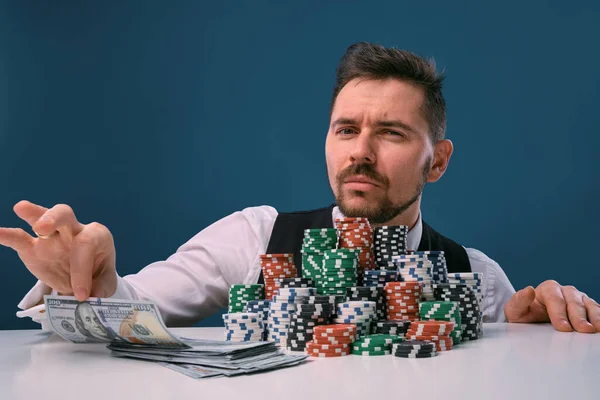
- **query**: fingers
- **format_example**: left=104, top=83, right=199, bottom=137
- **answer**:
left=69, top=223, right=114, bottom=301
left=32, top=204, right=85, bottom=238
left=13, top=200, right=48, bottom=227
left=561, top=286, right=596, bottom=333
left=504, top=286, right=536, bottom=322
left=0, top=227, right=34, bottom=252
left=583, top=295, right=600, bottom=332
left=536, top=281, right=572, bottom=332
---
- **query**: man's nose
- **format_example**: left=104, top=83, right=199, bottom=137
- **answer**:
left=349, top=134, right=376, bottom=164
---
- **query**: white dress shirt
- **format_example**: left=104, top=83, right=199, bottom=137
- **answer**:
left=18, top=205, right=516, bottom=328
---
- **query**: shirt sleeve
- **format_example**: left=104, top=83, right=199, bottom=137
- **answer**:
left=465, top=247, right=516, bottom=323
left=17, top=205, right=278, bottom=328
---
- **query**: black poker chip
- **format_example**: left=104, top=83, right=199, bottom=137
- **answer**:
left=278, top=277, right=315, bottom=288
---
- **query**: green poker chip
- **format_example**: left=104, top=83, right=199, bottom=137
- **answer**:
left=351, top=349, right=391, bottom=356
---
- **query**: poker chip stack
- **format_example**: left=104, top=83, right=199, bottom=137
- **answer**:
left=414, top=251, right=449, bottom=284
left=286, top=301, right=334, bottom=352
left=372, top=320, right=412, bottom=337
left=243, top=299, right=271, bottom=340
left=277, top=278, right=324, bottom=350
left=306, top=324, right=357, bottom=358
left=259, top=254, right=297, bottom=300
left=346, top=286, right=386, bottom=323
left=392, top=340, right=438, bottom=358
left=447, top=272, right=484, bottom=336
left=335, top=217, right=376, bottom=283
left=373, top=225, right=409, bottom=270
left=405, top=321, right=454, bottom=352
left=334, top=301, right=377, bottom=338
left=384, top=282, right=422, bottom=321
left=268, top=287, right=316, bottom=345
left=351, top=333, right=404, bottom=356
left=419, top=301, right=462, bottom=345
left=433, top=283, right=481, bottom=341
left=228, top=284, right=264, bottom=313
left=393, top=254, right=435, bottom=301
left=222, top=312, right=264, bottom=342
left=301, top=228, right=338, bottom=282
left=319, top=249, right=359, bottom=296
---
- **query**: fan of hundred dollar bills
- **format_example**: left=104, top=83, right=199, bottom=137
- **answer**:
left=44, top=295, right=308, bottom=379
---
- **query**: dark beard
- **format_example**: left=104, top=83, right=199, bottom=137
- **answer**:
left=334, top=158, right=431, bottom=224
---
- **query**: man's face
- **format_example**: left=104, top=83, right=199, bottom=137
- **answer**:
left=325, top=78, right=434, bottom=224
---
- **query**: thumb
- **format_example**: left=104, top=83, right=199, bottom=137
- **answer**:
left=504, top=286, right=536, bottom=322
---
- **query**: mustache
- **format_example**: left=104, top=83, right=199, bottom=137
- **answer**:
left=337, top=164, right=388, bottom=187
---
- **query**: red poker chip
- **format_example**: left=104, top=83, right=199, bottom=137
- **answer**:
left=313, top=324, right=357, bottom=336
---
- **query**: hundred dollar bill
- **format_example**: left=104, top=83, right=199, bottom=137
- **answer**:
left=44, top=295, right=187, bottom=347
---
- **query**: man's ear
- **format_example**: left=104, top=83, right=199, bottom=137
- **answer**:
left=427, top=139, right=453, bottom=183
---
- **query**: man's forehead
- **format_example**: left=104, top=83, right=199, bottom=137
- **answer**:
left=331, top=79, right=425, bottom=122
left=330, top=79, right=428, bottom=133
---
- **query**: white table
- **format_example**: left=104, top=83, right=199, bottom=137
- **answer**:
left=0, top=324, right=598, bottom=400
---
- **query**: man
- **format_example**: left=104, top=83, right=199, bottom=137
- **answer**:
left=4, top=42, right=599, bottom=333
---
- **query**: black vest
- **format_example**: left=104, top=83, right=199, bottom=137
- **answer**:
left=257, top=204, right=471, bottom=284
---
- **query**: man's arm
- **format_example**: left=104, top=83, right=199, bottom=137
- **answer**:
left=465, top=246, right=599, bottom=332
left=466, top=247, right=516, bottom=323
left=17, top=205, right=278, bottom=327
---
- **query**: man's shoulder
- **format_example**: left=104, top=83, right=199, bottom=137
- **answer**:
left=463, top=246, right=500, bottom=267
left=238, top=205, right=278, bottom=220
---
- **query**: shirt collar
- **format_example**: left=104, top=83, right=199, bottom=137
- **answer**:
left=331, top=206, right=422, bottom=251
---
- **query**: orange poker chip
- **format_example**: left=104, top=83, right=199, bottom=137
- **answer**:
left=406, top=334, right=452, bottom=341
left=388, top=315, right=420, bottom=321
left=386, top=292, right=421, bottom=297
left=306, top=342, right=350, bottom=352
left=308, top=350, right=352, bottom=356
left=387, top=303, right=420, bottom=309
left=306, top=350, right=350, bottom=358
left=260, top=253, right=294, bottom=259
left=385, top=282, right=422, bottom=290
left=388, top=311, right=420, bottom=316
left=408, top=330, right=453, bottom=337
left=408, top=322, right=455, bottom=330
left=385, top=293, right=421, bottom=297
left=387, top=304, right=418, bottom=310
left=313, top=324, right=357, bottom=336
left=410, top=321, right=455, bottom=330
left=313, top=332, right=357, bottom=339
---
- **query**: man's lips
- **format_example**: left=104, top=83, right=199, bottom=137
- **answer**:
left=343, top=176, right=381, bottom=191
left=344, top=176, right=381, bottom=186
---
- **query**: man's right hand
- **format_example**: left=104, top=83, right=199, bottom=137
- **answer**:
left=0, top=200, right=117, bottom=301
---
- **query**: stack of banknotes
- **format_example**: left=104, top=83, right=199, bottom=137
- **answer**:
left=44, top=295, right=308, bottom=378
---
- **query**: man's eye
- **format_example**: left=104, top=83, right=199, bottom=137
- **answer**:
left=337, top=128, right=356, bottom=135
left=386, top=130, right=406, bottom=138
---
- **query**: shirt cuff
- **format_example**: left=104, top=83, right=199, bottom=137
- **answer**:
left=16, top=274, right=133, bottom=325
left=17, top=280, right=53, bottom=311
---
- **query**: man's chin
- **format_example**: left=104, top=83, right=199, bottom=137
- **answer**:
left=338, top=197, right=382, bottom=218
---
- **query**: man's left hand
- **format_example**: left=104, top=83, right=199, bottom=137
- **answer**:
left=504, top=280, right=600, bottom=333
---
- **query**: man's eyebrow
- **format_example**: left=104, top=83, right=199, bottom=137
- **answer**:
left=330, top=118, right=358, bottom=128
left=330, top=118, right=417, bottom=133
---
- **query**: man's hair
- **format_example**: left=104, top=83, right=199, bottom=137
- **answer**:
left=331, top=42, right=446, bottom=143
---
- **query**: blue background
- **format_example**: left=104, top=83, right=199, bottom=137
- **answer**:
left=1, top=0, right=598, bottom=330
